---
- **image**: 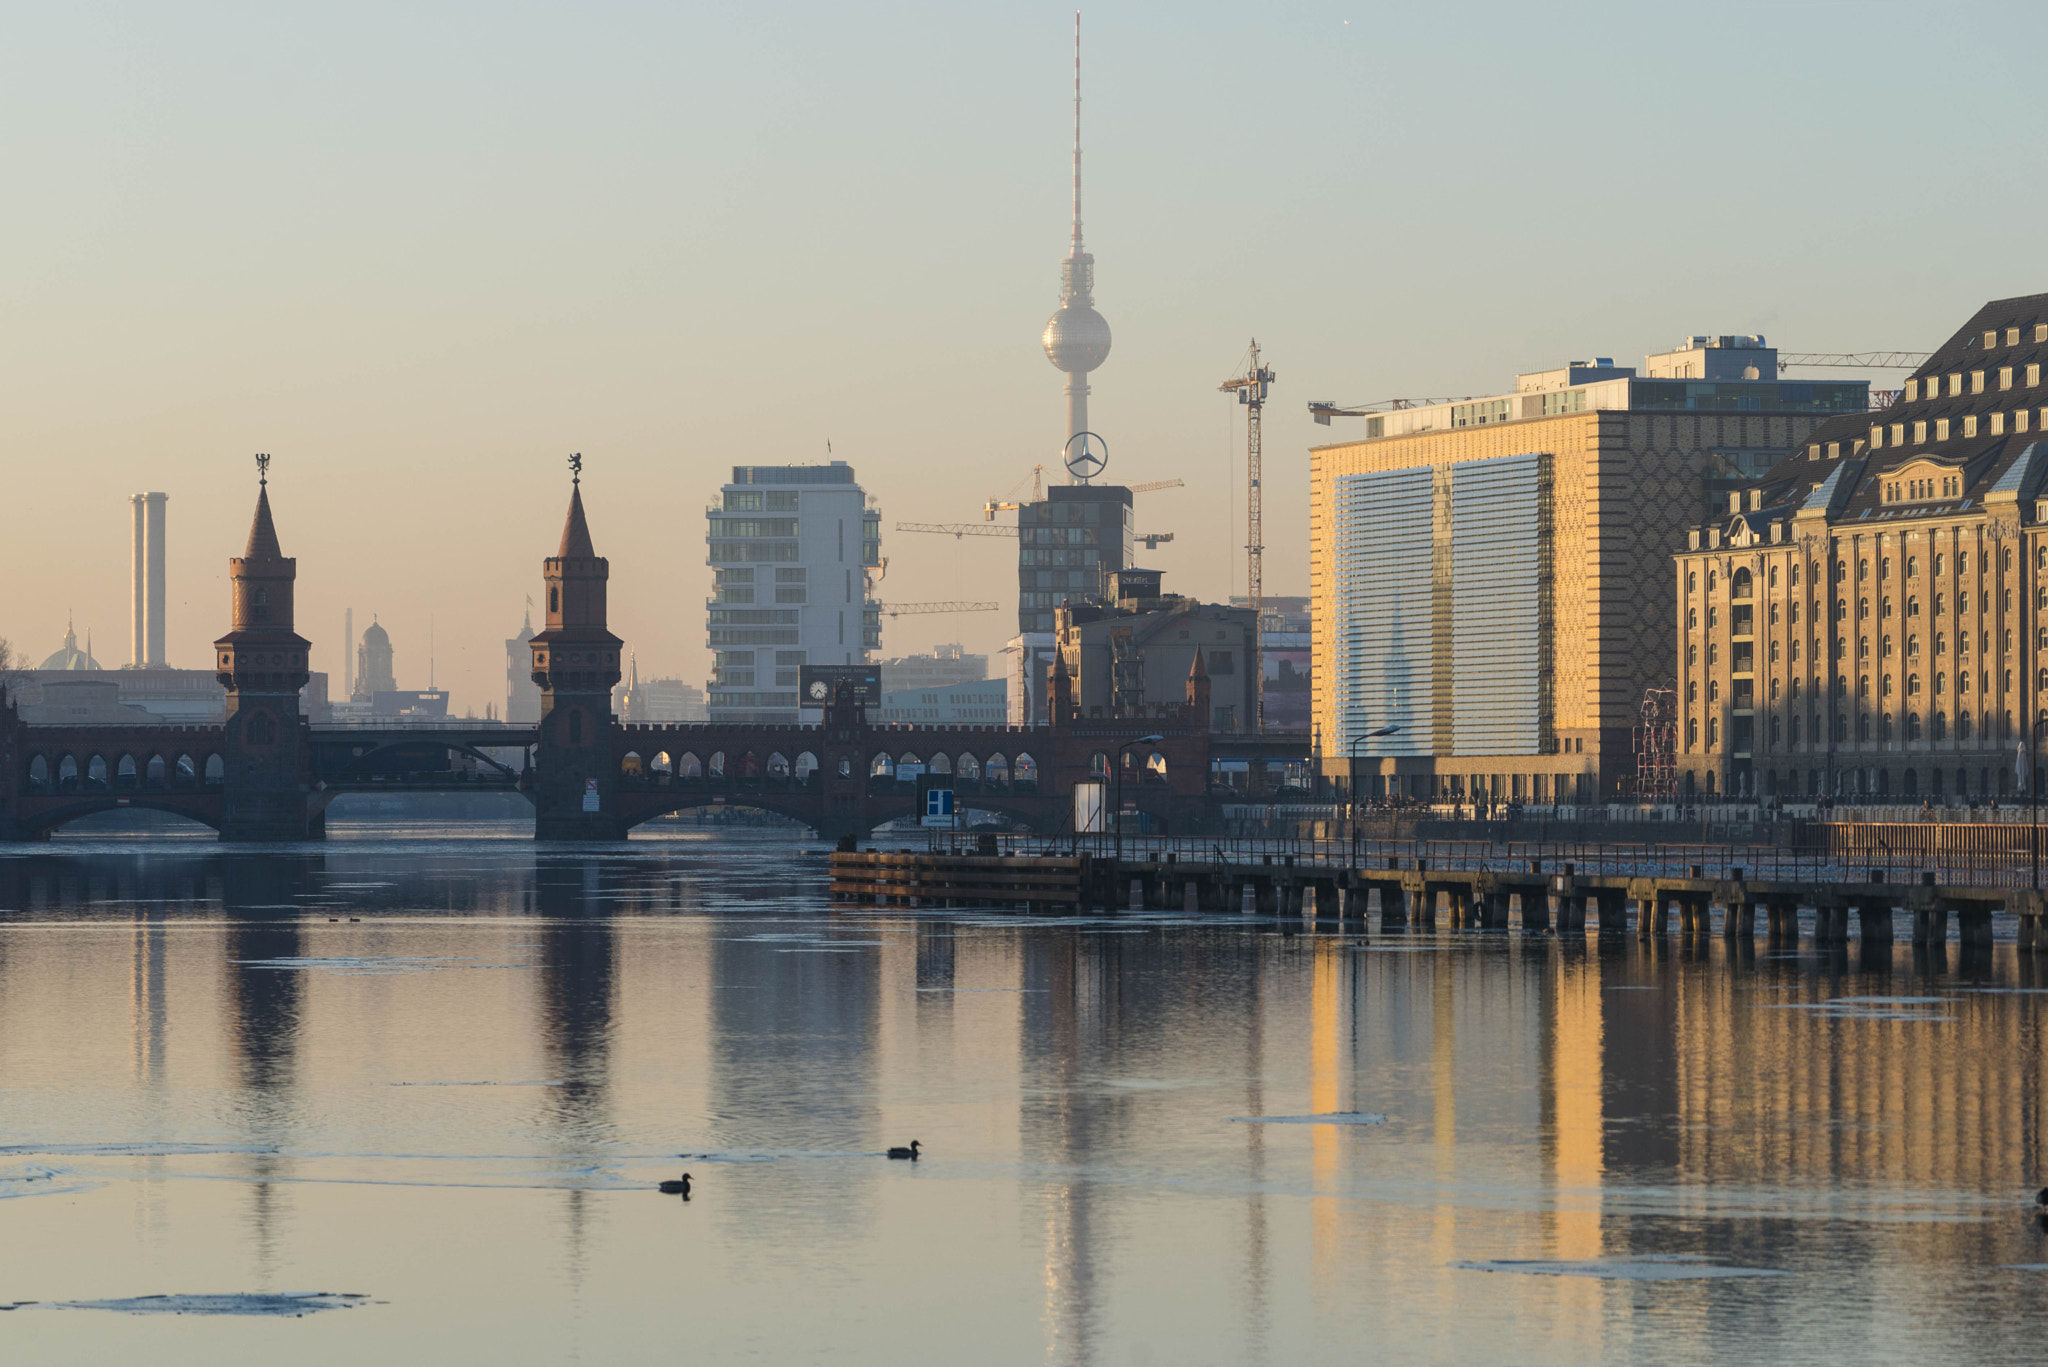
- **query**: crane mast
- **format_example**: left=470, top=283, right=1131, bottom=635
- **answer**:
left=1220, top=340, right=1274, bottom=732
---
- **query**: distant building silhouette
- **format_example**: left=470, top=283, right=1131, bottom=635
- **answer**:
left=505, top=605, right=541, bottom=724
left=353, top=618, right=395, bottom=700
left=39, top=615, right=101, bottom=671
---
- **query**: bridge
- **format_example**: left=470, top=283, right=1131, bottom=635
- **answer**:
left=0, top=467, right=1298, bottom=841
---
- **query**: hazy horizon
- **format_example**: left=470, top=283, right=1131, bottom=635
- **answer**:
left=7, top=0, right=2045, bottom=710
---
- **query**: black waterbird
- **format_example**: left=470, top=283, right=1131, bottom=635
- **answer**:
left=887, top=1141, right=921, bottom=1161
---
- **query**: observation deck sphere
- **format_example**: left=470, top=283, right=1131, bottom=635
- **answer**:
left=1042, top=304, right=1112, bottom=373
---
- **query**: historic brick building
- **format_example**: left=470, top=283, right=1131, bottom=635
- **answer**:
left=1675, top=292, right=2048, bottom=801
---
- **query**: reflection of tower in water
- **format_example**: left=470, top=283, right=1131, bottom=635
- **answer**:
left=534, top=858, right=619, bottom=1284
left=220, top=854, right=318, bottom=1281
left=1021, top=931, right=1106, bottom=1367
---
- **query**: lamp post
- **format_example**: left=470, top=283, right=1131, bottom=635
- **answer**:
left=2032, top=717, right=2048, bottom=892
left=1348, top=723, right=1400, bottom=859
left=1115, top=734, right=1165, bottom=865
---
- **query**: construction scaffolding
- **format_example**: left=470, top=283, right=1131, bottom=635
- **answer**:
left=1633, top=684, right=1679, bottom=801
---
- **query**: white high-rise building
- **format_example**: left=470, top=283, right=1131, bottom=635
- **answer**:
left=705, top=460, right=881, bottom=724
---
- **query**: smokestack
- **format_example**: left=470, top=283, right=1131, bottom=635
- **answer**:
left=130, top=495, right=146, bottom=667
left=344, top=608, right=354, bottom=696
left=144, top=492, right=168, bottom=666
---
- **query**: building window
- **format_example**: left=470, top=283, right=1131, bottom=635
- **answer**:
left=1994, top=413, right=2008, bottom=435
left=1971, top=370, right=1985, bottom=394
left=1687, top=570, right=1697, bottom=594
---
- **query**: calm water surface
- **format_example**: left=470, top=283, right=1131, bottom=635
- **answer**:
left=2, top=823, right=2047, bottom=1365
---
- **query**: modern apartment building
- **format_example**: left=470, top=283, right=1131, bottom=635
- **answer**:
left=1674, top=292, right=2048, bottom=801
left=706, top=461, right=882, bottom=724
left=1310, top=335, right=1867, bottom=802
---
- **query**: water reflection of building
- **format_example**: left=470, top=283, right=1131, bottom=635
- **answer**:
left=534, top=858, right=618, bottom=1279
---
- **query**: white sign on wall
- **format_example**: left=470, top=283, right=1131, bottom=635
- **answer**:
left=582, top=778, right=600, bottom=813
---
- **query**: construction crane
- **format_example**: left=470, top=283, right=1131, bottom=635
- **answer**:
left=985, top=473, right=1183, bottom=519
left=896, top=521, right=1174, bottom=549
left=1309, top=396, right=1477, bottom=425
left=1310, top=353, right=1930, bottom=426
left=875, top=601, right=999, bottom=618
left=1776, top=351, right=1929, bottom=370
left=1220, top=341, right=1274, bottom=733
left=983, top=464, right=1048, bottom=520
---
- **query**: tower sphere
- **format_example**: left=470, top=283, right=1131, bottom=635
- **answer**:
left=1043, top=302, right=1112, bottom=374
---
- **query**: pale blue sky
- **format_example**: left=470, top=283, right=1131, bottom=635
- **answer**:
left=5, top=1, right=2044, bottom=705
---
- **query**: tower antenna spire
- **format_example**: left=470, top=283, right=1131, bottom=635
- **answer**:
left=1071, top=10, right=1083, bottom=257
left=568, top=452, right=582, bottom=486
left=1041, top=11, right=1111, bottom=454
left=255, top=453, right=270, bottom=486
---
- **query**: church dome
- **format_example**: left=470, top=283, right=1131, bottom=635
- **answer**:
left=1042, top=303, right=1112, bottom=374
left=362, top=620, right=390, bottom=646
left=39, top=620, right=100, bottom=671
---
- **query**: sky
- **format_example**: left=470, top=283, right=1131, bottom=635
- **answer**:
left=6, top=0, right=2047, bottom=710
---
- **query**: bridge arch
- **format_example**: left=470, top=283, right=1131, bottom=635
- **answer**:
left=145, top=754, right=168, bottom=789
left=19, top=796, right=225, bottom=839
left=28, top=755, right=49, bottom=792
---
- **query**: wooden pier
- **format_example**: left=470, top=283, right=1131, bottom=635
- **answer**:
left=827, top=833, right=2048, bottom=949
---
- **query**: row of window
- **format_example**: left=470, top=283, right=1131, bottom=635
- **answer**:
left=1690, top=664, right=2006, bottom=703
left=1873, top=408, right=2046, bottom=448
left=1686, top=548, right=2010, bottom=598
left=1690, top=708, right=2007, bottom=748
left=1904, top=349, right=2044, bottom=404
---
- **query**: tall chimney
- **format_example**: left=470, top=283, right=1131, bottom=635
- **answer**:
left=129, top=494, right=147, bottom=667
left=344, top=607, right=354, bottom=696
left=144, top=492, right=168, bottom=666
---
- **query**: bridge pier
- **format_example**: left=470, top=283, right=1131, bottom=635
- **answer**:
left=1519, top=889, right=1550, bottom=932
left=1592, top=889, right=1628, bottom=938
left=1857, top=903, right=1895, bottom=945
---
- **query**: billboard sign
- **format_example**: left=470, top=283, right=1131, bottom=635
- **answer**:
left=799, top=664, right=883, bottom=710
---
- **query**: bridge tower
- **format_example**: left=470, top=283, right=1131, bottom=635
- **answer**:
left=214, top=459, right=314, bottom=840
left=530, top=459, right=625, bottom=840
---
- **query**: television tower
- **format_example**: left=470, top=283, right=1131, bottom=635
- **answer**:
left=1041, top=12, right=1111, bottom=458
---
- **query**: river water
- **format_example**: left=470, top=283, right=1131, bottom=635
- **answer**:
left=2, top=823, right=2046, bottom=1365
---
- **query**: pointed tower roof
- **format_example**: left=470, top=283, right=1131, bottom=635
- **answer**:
left=245, top=485, right=284, bottom=559
left=1187, top=647, right=1208, bottom=679
left=558, top=485, right=596, bottom=558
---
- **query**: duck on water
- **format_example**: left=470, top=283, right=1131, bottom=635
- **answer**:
left=887, top=1141, right=921, bottom=1161
left=658, top=1173, right=692, bottom=1197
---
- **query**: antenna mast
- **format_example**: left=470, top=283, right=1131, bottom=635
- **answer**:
left=1219, top=341, right=1275, bottom=732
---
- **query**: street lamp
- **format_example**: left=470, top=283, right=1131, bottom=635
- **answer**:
left=1348, top=723, right=1400, bottom=857
left=2031, top=716, right=2048, bottom=891
left=1115, top=734, right=1165, bottom=864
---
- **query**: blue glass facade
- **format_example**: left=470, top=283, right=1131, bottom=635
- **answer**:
left=1333, top=468, right=1432, bottom=756
left=1450, top=454, right=1547, bottom=755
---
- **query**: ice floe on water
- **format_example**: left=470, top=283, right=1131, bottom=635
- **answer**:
left=234, top=955, right=534, bottom=975
left=1451, top=1254, right=1783, bottom=1280
left=0, top=1142, right=277, bottom=1158
left=19, top=1292, right=373, bottom=1316
left=1232, top=1113, right=1388, bottom=1126
left=0, top=1163, right=97, bottom=1199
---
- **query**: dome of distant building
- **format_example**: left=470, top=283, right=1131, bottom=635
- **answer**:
left=39, top=619, right=100, bottom=671
left=1043, top=303, right=1112, bottom=374
left=362, top=620, right=390, bottom=647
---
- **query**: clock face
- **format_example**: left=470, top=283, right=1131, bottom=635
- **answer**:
left=809, top=680, right=829, bottom=700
